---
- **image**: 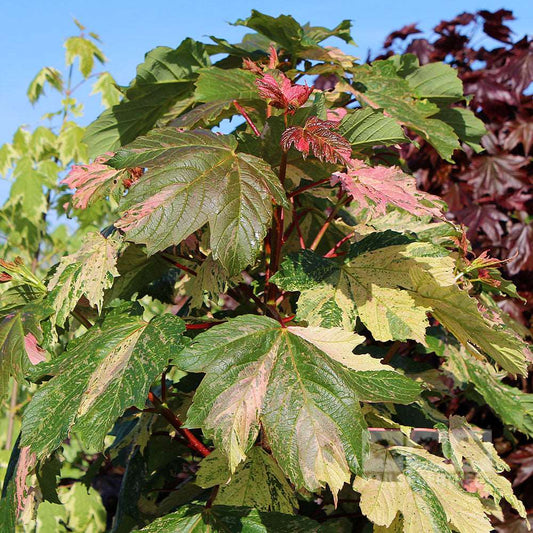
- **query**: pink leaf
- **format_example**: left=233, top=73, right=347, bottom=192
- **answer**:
left=24, top=333, right=46, bottom=365
left=281, top=116, right=352, bottom=164
left=62, top=152, right=136, bottom=209
left=333, top=159, right=443, bottom=218
left=15, top=446, right=37, bottom=517
left=256, top=72, right=313, bottom=113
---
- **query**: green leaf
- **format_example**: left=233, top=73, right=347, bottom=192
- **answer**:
left=273, top=241, right=455, bottom=342
left=27, top=67, right=63, bottom=104
left=443, top=344, right=533, bottom=437
left=64, top=36, right=106, bottom=78
left=134, top=504, right=322, bottom=532
left=351, top=59, right=461, bottom=161
left=0, top=308, right=46, bottom=400
left=438, top=416, right=526, bottom=519
left=433, top=107, right=486, bottom=152
left=174, top=315, right=420, bottom=498
left=20, top=311, right=186, bottom=456
left=46, top=232, right=121, bottom=328
left=410, top=269, right=530, bottom=376
left=110, top=129, right=287, bottom=274
left=195, top=68, right=260, bottom=103
left=36, top=453, right=62, bottom=504
left=405, top=62, right=464, bottom=102
left=353, top=443, right=493, bottom=533
left=197, top=447, right=297, bottom=513
left=58, top=122, right=88, bottom=165
left=91, top=72, right=123, bottom=108
left=338, top=108, right=407, bottom=151
left=84, top=39, right=210, bottom=157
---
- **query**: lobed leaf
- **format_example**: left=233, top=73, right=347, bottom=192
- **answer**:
left=20, top=310, right=186, bottom=456
left=110, top=128, right=287, bottom=274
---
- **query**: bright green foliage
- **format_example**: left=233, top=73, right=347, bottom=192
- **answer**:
left=1, top=9, right=531, bottom=533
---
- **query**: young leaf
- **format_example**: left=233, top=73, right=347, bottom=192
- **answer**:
left=27, top=67, right=63, bottom=104
left=110, top=128, right=287, bottom=274
left=20, top=311, right=186, bottom=456
left=353, top=443, right=493, bottom=533
left=90, top=71, right=122, bottom=108
left=333, top=160, right=443, bottom=218
left=64, top=36, right=106, bottom=78
left=174, top=315, right=420, bottom=499
left=61, top=153, right=133, bottom=209
left=281, top=116, right=352, bottom=164
left=256, top=72, right=313, bottom=113
left=196, top=447, right=297, bottom=513
left=46, top=232, right=121, bottom=328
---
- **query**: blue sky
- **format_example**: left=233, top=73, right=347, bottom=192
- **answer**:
left=1, top=0, right=531, bottom=154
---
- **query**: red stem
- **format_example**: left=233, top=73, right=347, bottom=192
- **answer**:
left=162, top=255, right=197, bottom=277
left=288, top=177, right=330, bottom=198
left=185, top=321, right=223, bottom=330
left=324, top=232, right=355, bottom=258
left=148, top=391, right=211, bottom=457
left=233, top=100, right=261, bottom=137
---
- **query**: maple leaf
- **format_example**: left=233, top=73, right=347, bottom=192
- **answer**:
left=174, top=316, right=420, bottom=499
left=280, top=116, right=352, bottom=164
left=46, top=232, right=121, bottom=328
left=507, top=444, right=533, bottom=486
left=256, top=72, right=313, bottom=113
left=110, top=129, right=287, bottom=274
left=333, top=159, right=443, bottom=218
left=454, top=204, right=509, bottom=243
left=503, top=117, right=533, bottom=155
left=62, top=153, right=136, bottom=209
left=353, top=443, right=493, bottom=533
left=497, top=38, right=533, bottom=94
left=461, top=153, right=528, bottom=199
left=503, top=222, right=533, bottom=275
left=383, top=23, right=422, bottom=48
left=479, top=9, right=514, bottom=44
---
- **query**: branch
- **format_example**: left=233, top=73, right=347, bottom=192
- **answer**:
left=148, top=391, right=211, bottom=457
left=233, top=100, right=261, bottom=137
left=309, top=196, right=349, bottom=252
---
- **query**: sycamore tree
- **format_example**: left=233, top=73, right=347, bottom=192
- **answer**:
left=1, top=10, right=532, bottom=533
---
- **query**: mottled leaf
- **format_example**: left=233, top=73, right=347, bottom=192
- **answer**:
left=197, top=447, right=297, bottom=513
left=20, top=310, right=185, bottom=456
left=174, top=315, right=420, bottom=498
left=46, top=232, right=121, bottom=328
left=110, top=129, right=287, bottom=274
left=353, top=443, right=493, bottom=533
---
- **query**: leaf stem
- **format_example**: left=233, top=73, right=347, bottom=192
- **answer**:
left=288, top=177, right=330, bottom=198
left=265, top=152, right=288, bottom=304
left=148, top=391, right=211, bottom=457
left=324, top=232, right=355, bottom=258
left=309, top=196, right=348, bottom=252
left=161, top=254, right=197, bottom=277
left=233, top=100, right=261, bottom=137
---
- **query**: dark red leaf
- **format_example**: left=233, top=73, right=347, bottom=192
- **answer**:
left=503, top=222, right=533, bottom=275
left=507, top=444, right=533, bottom=486
left=280, top=116, right=351, bottom=164
left=461, top=153, right=528, bottom=199
left=479, top=9, right=514, bottom=44
left=503, top=117, right=533, bottom=155
left=384, top=23, right=421, bottom=48
left=453, top=204, right=508, bottom=243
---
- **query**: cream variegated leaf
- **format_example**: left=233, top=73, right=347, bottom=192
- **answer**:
left=196, top=447, right=297, bottom=513
left=353, top=444, right=493, bottom=533
left=174, top=315, right=421, bottom=499
left=411, top=269, right=530, bottom=376
left=20, top=308, right=186, bottom=456
left=438, top=416, right=527, bottom=519
left=47, top=232, right=121, bottom=328
left=273, top=240, right=455, bottom=342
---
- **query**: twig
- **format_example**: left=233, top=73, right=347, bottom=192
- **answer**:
left=309, top=196, right=348, bottom=252
left=233, top=100, right=261, bottom=137
left=324, top=232, right=355, bottom=258
left=288, top=177, right=330, bottom=198
left=148, top=391, right=211, bottom=457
